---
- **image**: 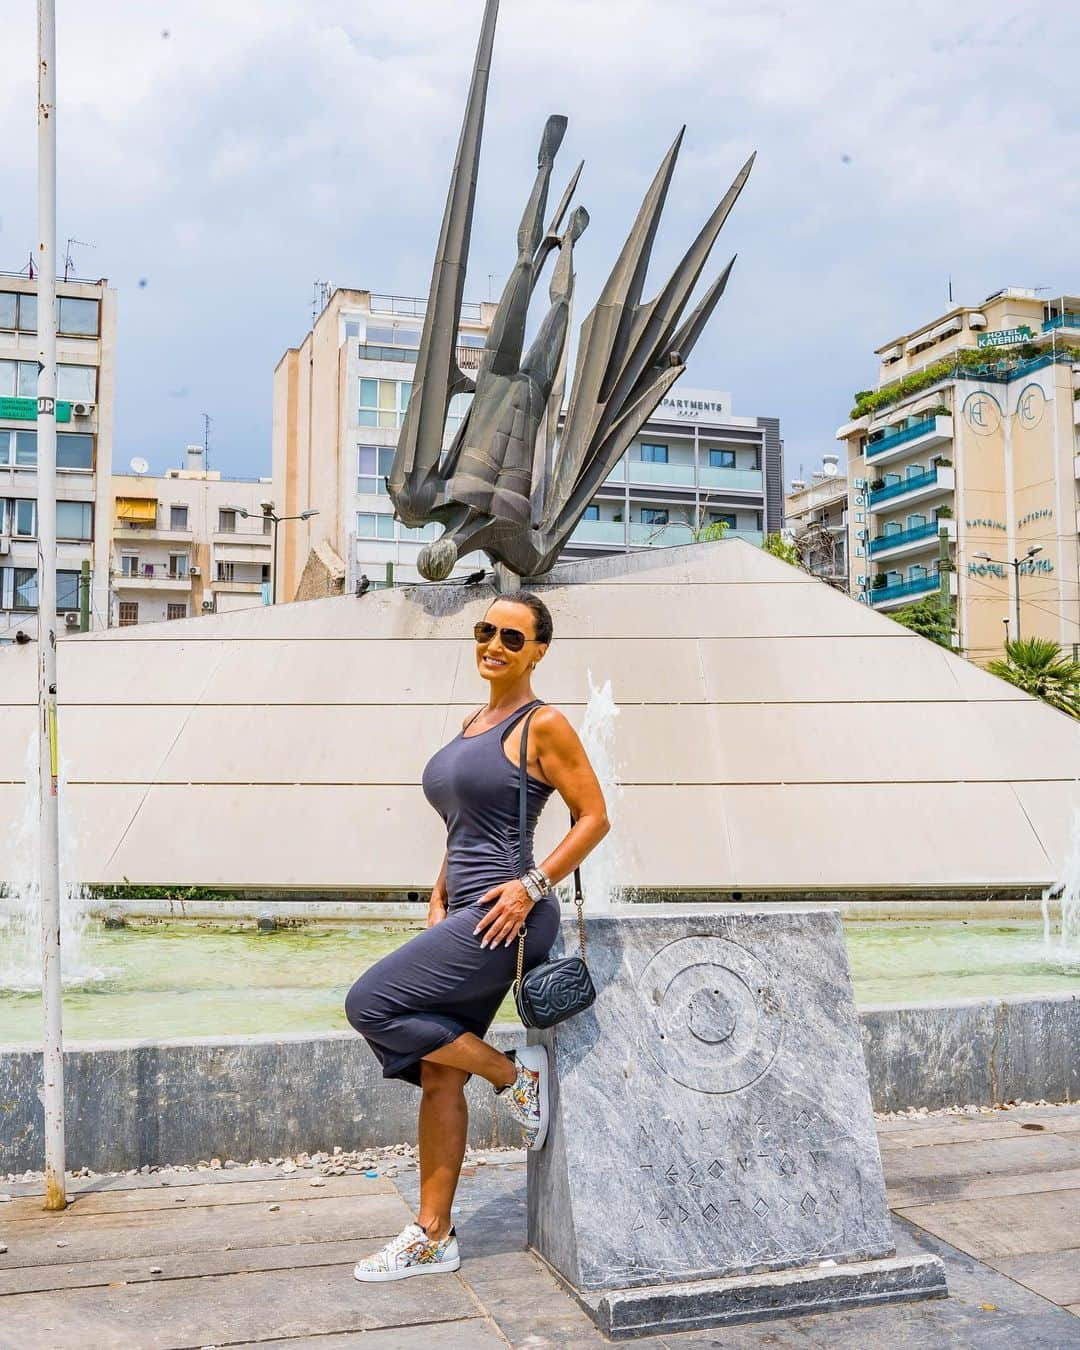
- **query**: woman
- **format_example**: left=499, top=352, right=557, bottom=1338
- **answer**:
left=345, top=590, right=609, bottom=1282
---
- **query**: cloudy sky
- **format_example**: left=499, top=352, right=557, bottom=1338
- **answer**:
left=3, top=1, right=1078, bottom=485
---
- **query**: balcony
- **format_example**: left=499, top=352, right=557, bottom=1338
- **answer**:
left=568, top=519, right=761, bottom=549
left=604, top=460, right=763, bottom=494
left=114, top=565, right=192, bottom=591
left=114, top=521, right=193, bottom=544
left=868, top=517, right=955, bottom=560
left=213, top=578, right=263, bottom=594
left=213, top=528, right=272, bottom=547
left=865, top=415, right=952, bottom=466
left=868, top=465, right=954, bottom=508
left=1042, top=313, right=1080, bottom=333
left=870, top=571, right=955, bottom=610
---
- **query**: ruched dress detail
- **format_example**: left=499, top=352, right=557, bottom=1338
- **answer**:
left=345, top=699, right=559, bottom=1086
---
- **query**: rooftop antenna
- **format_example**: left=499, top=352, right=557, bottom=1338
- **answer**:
left=947, top=274, right=953, bottom=304
left=202, top=412, right=212, bottom=471
left=63, top=236, right=94, bottom=281
left=312, top=280, right=332, bottom=328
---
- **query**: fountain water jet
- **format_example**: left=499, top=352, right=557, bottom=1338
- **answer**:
left=1041, top=805, right=1080, bottom=957
left=0, top=732, right=104, bottom=992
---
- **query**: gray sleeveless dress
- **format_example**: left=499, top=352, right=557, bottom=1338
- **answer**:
left=345, top=699, right=560, bottom=1086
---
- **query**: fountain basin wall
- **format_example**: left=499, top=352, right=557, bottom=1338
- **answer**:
left=1, top=993, right=1076, bottom=1176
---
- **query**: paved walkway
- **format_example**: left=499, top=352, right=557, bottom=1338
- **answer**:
left=1, top=1105, right=1078, bottom=1348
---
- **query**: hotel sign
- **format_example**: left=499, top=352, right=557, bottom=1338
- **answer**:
left=976, top=325, right=1032, bottom=349
left=657, top=387, right=730, bottom=420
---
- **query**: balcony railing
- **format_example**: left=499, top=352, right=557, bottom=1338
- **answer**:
left=569, top=519, right=762, bottom=549
left=871, top=572, right=940, bottom=603
left=866, top=416, right=942, bottom=458
left=369, top=294, right=484, bottom=323
left=604, top=460, right=763, bottom=493
left=868, top=520, right=942, bottom=555
left=1042, top=313, right=1080, bottom=333
left=869, top=467, right=941, bottom=506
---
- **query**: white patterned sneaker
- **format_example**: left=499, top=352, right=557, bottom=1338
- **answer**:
left=496, top=1045, right=549, bottom=1150
left=353, top=1222, right=460, bottom=1282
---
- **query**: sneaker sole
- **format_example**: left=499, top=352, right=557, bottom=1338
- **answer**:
left=514, top=1043, right=550, bottom=1150
left=353, top=1255, right=461, bottom=1282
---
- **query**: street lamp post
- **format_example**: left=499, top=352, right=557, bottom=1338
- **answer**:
left=973, top=546, right=1043, bottom=643
left=234, top=504, right=318, bottom=604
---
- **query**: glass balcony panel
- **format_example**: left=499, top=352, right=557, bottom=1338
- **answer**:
left=626, top=460, right=695, bottom=487
left=698, top=466, right=763, bottom=492
left=570, top=520, right=627, bottom=545
left=628, top=521, right=694, bottom=546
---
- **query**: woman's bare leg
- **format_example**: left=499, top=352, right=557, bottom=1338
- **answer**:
left=416, top=1061, right=470, bottom=1241
left=423, top=1032, right=516, bottom=1090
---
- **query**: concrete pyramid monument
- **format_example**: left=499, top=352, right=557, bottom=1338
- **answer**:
left=0, top=538, right=1076, bottom=891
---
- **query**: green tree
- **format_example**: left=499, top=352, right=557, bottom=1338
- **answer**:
left=762, top=532, right=800, bottom=566
left=889, top=597, right=955, bottom=649
left=692, top=520, right=730, bottom=543
left=987, top=639, right=1080, bottom=718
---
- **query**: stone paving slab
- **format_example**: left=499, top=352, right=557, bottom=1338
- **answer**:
left=226, top=1330, right=508, bottom=1350
left=0, top=1266, right=483, bottom=1350
left=876, top=1107, right=1080, bottom=1147
left=897, top=1189, right=1080, bottom=1261
left=990, top=1249, right=1080, bottom=1307
left=882, top=1132, right=1080, bottom=1184
left=887, top=1165, right=1080, bottom=1208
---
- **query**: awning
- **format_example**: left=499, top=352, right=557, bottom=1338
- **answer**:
left=929, top=316, right=962, bottom=340
left=906, top=332, right=936, bottom=352
left=214, top=542, right=270, bottom=564
left=968, top=312, right=987, bottom=328
left=115, top=497, right=157, bottom=523
left=879, top=344, right=903, bottom=362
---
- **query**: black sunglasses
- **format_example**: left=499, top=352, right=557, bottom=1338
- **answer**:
left=473, top=621, right=541, bottom=653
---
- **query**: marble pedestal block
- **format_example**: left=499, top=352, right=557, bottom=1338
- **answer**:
left=527, top=910, right=946, bottom=1338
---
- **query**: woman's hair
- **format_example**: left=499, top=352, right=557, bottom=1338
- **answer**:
left=489, top=590, right=554, bottom=645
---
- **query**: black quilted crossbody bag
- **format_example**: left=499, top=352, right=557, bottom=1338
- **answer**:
left=512, top=705, right=596, bottom=1029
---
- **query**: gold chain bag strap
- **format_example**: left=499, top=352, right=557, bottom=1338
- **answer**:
left=512, top=704, right=597, bottom=1029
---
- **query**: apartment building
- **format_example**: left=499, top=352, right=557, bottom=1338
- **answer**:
left=273, top=289, right=496, bottom=597
left=837, top=287, right=1080, bottom=660
left=784, top=454, right=848, bottom=586
left=0, top=273, right=115, bottom=636
left=111, top=446, right=273, bottom=624
left=562, top=388, right=782, bottom=559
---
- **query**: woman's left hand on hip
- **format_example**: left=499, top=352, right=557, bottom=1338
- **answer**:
left=473, top=879, right=534, bottom=949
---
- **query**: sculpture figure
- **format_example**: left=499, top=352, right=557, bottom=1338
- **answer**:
left=388, top=0, right=754, bottom=580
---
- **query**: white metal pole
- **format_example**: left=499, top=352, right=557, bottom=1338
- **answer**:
left=36, top=0, right=67, bottom=1212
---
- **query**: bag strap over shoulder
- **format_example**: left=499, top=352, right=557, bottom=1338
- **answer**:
left=516, top=703, right=587, bottom=981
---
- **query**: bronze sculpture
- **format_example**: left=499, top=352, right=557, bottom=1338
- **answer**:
left=388, top=0, right=754, bottom=580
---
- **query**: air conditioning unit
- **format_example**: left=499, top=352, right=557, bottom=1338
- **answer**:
left=0, top=536, right=9, bottom=555
left=200, top=598, right=215, bottom=612
left=189, top=565, right=201, bottom=576
left=71, top=401, right=95, bottom=417
left=63, top=611, right=80, bottom=628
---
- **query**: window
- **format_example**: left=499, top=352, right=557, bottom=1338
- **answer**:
left=356, top=511, right=396, bottom=540
left=17, top=293, right=36, bottom=331
left=399, top=521, right=441, bottom=542
left=217, top=561, right=235, bottom=582
left=640, top=443, right=668, bottom=463
left=261, top=564, right=271, bottom=583
left=0, top=361, right=38, bottom=398
left=14, top=431, right=37, bottom=467
left=218, top=509, right=237, bottom=533
left=118, top=602, right=139, bottom=627
left=709, top=448, right=736, bottom=469
left=57, top=570, right=80, bottom=611
left=56, top=433, right=93, bottom=470
left=58, top=297, right=99, bottom=337
left=13, top=500, right=36, bottom=537
left=358, top=378, right=412, bottom=428
left=709, top=512, right=737, bottom=528
left=456, top=332, right=486, bottom=348
left=170, top=505, right=189, bottom=530
left=0, top=293, right=15, bottom=329
left=120, top=554, right=139, bottom=577
left=168, top=554, right=189, bottom=579
left=640, top=508, right=668, bottom=525
left=56, top=500, right=92, bottom=540
left=166, top=603, right=187, bottom=621
left=357, top=445, right=395, bottom=494
left=56, top=365, right=97, bottom=402
left=583, top=505, right=600, bottom=521
left=366, top=325, right=421, bottom=347
left=906, top=513, right=927, bottom=531
left=445, top=391, right=472, bottom=446
left=13, top=568, right=37, bottom=610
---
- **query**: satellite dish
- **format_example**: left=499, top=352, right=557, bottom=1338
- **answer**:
left=130, top=456, right=149, bottom=475
left=821, top=461, right=839, bottom=476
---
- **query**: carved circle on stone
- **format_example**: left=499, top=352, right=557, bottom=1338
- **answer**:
left=638, top=937, right=782, bottom=1094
